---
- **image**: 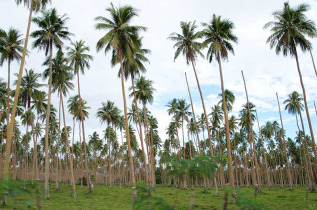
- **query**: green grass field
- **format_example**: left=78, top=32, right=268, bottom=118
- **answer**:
left=1, top=183, right=317, bottom=209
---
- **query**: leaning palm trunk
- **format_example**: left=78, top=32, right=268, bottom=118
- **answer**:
left=5, top=60, right=11, bottom=165
left=310, top=51, right=317, bottom=78
left=43, top=41, right=54, bottom=199
left=60, top=89, right=77, bottom=198
left=119, top=51, right=136, bottom=200
left=185, top=72, right=201, bottom=152
left=255, top=111, right=270, bottom=188
left=77, top=73, right=91, bottom=193
left=190, top=59, right=218, bottom=195
left=276, top=93, right=293, bottom=190
left=241, top=71, right=258, bottom=188
left=131, top=76, right=148, bottom=184
left=55, top=98, right=61, bottom=190
left=217, top=56, right=234, bottom=188
left=3, top=0, right=34, bottom=180
left=293, top=48, right=317, bottom=166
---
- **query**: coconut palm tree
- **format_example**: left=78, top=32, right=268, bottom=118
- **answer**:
left=15, top=69, right=42, bottom=181
left=125, top=43, right=150, bottom=184
left=284, top=91, right=315, bottom=190
left=31, top=8, right=71, bottom=199
left=264, top=2, right=317, bottom=164
left=201, top=14, right=238, bottom=190
left=67, top=95, right=89, bottom=187
left=0, top=28, right=23, bottom=151
left=96, top=100, right=120, bottom=187
left=43, top=50, right=76, bottom=197
left=3, top=0, right=51, bottom=181
left=95, top=3, right=146, bottom=190
left=133, top=76, right=155, bottom=187
left=168, top=21, right=215, bottom=161
left=66, top=40, right=92, bottom=193
left=218, top=89, right=235, bottom=113
left=174, top=99, right=191, bottom=160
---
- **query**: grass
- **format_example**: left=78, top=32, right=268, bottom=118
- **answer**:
left=1, top=182, right=316, bottom=209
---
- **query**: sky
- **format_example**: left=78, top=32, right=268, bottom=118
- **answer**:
left=1, top=0, right=317, bottom=147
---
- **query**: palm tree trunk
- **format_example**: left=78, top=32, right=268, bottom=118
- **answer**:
left=190, top=59, right=218, bottom=195
left=294, top=48, right=317, bottom=166
left=241, top=70, right=258, bottom=188
left=310, top=51, right=317, bottom=78
left=131, top=77, right=148, bottom=184
left=314, top=101, right=317, bottom=116
left=119, top=51, right=135, bottom=199
left=217, top=57, right=234, bottom=188
left=3, top=0, right=34, bottom=180
left=185, top=72, right=200, bottom=152
left=79, top=122, right=83, bottom=187
left=5, top=60, right=11, bottom=169
left=55, top=96, right=62, bottom=191
left=77, top=73, right=91, bottom=193
left=255, top=111, right=270, bottom=188
left=60, top=89, right=77, bottom=198
left=108, top=123, right=112, bottom=188
left=276, top=92, right=293, bottom=190
left=44, top=41, right=54, bottom=199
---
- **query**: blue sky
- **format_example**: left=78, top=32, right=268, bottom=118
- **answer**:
left=1, top=0, right=316, bottom=147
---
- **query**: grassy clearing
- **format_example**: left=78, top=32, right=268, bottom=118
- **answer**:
left=1, top=182, right=317, bottom=209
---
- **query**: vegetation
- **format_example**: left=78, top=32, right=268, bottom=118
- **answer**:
left=0, top=1, right=316, bottom=209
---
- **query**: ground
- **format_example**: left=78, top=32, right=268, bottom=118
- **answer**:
left=1, top=182, right=317, bottom=209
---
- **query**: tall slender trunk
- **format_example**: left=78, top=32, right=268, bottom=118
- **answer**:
left=5, top=60, right=11, bottom=169
left=44, top=41, right=53, bottom=199
left=314, top=101, right=317, bottom=116
left=131, top=77, right=148, bottom=183
left=276, top=92, right=293, bottom=190
left=241, top=71, right=257, bottom=187
left=118, top=51, right=135, bottom=195
left=310, top=51, right=317, bottom=78
left=107, top=123, right=112, bottom=188
left=255, top=111, right=270, bottom=188
left=77, top=73, right=91, bottom=193
left=79, top=122, right=83, bottom=187
left=3, top=0, right=34, bottom=179
left=190, top=59, right=218, bottom=195
left=25, top=122, right=29, bottom=180
left=60, top=89, right=77, bottom=198
left=55, top=98, right=61, bottom=190
left=185, top=72, right=200, bottom=152
left=294, top=48, right=317, bottom=165
left=217, top=57, right=234, bottom=188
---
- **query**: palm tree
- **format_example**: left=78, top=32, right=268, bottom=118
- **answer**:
left=276, top=93, right=293, bottom=189
left=43, top=50, right=76, bottom=197
left=125, top=42, right=150, bottom=184
left=133, top=76, right=155, bottom=187
left=3, top=0, right=51, bottom=180
left=0, top=28, right=23, bottom=180
left=68, top=95, right=90, bottom=187
left=16, top=69, right=42, bottom=180
left=96, top=100, right=120, bottom=187
left=264, top=2, right=317, bottom=164
left=283, top=91, right=314, bottom=190
left=185, top=72, right=201, bottom=153
left=67, top=40, right=92, bottom=193
left=95, top=3, right=146, bottom=191
left=218, top=89, right=235, bottom=113
left=201, top=14, right=238, bottom=190
left=168, top=21, right=216, bottom=163
left=31, top=8, right=71, bottom=199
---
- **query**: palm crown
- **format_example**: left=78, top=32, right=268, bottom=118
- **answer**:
left=201, top=14, right=238, bottom=62
left=264, top=2, right=317, bottom=56
left=168, top=21, right=203, bottom=64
